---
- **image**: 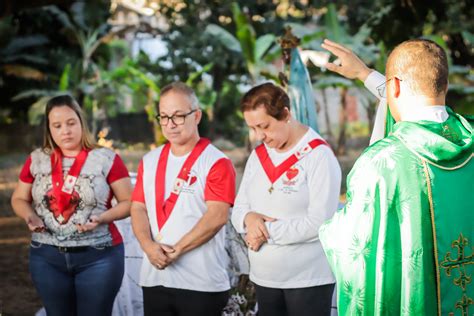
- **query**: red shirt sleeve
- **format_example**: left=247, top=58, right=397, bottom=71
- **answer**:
left=106, top=154, right=130, bottom=184
left=19, top=155, right=34, bottom=183
left=204, top=158, right=236, bottom=206
left=131, top=160, right=145, bottom=203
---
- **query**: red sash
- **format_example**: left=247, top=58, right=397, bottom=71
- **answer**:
left=255, top=138, right=327, bottom=193
left=155, top=138, right=211, bottom=230
left=50, top=148, right=89, bottom=224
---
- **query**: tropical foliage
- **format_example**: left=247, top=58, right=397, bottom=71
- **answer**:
left=1, top=0, right=472, bottom=147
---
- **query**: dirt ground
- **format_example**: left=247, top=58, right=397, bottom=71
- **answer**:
left=0, top=217, right=40, bottom=316
left=0, top=147, right=355, bottom=316
left=0, top=152, right=39, bottom=315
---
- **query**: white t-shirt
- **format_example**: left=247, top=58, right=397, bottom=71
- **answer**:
left=132, top=143, right=235, bottom=292
left=231, top=128, right=342, bottom=288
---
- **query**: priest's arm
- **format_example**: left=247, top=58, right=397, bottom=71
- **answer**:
left=321, top=39, right=389, bottom=144
left=320, top=134, right=441, bottom=315
left=318, top=146, right=394, bottom=314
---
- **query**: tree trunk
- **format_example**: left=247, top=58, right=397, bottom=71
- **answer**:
left=91, top=99, right=98, bottom=138
left=321, top=88, right=334, bottom=142
left=145, top=88, right=163, bottom=145
left=366, top=100, right=377, bottom=135
left=208, top=66, right=226, bottom=140
left=336, top=88, right=348, bottom=156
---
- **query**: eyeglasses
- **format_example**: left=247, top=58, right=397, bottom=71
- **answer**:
left=155, top=109, right=197, bottom=126
left=376, top=77, right=403, bottom=98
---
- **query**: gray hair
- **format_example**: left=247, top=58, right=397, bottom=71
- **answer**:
left=160, top=81, right=199, bottom=110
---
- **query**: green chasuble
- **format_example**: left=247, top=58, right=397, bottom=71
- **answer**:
left=384, top=105, right=396, bottom=138
left=320, top=108, right=473, bottom=315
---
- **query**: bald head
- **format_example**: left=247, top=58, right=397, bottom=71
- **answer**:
left=386, top=39, right=449, bottom=98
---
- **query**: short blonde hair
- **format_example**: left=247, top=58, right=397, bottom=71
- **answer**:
left=386, top=39, right=448, bottom=98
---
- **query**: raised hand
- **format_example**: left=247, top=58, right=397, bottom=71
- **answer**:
left=321, top=39, right=372, bottom=81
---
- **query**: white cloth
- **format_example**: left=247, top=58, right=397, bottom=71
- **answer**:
left=365, top=71, right=388, bottom=145
left=112, top=217, right=144, bottom=316
left=140, top=144, right=231, bottom=292
left=231, top=128, right=341, bottom=288
left=365, top=71, right=449, bottom=144
left=401, top=105, right=448, bottom=123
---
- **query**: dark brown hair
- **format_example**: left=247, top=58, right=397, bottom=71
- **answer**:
left=241, top=82, right=290, bottom=121
left=43, top=95, right=96, bottom=153
left=386, top=39, right=449, bottom=98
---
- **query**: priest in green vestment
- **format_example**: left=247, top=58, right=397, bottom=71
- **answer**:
left=319, top=39, right=473, bottom=315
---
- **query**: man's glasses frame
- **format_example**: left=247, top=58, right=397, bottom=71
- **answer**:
left=376, top=77, right=403, bottom=98
left=155, top=109, right=197, bottom=126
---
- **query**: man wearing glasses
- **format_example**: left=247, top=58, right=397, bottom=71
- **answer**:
left=130, top=82, right=236, bottom=316
left=318, top=39, right=473, bottom=315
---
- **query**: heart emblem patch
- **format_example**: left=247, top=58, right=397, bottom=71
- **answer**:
left=286, top=167, right=299, bottom=181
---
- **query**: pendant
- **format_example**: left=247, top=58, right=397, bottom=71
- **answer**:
left=156, top=233, right=163, bottom=242
left=268, top=185, right=274, bottom=194
left=172, top=178, right=185, bottom=194
left=62, top=175, right=76, bottom=194
left=57, top=214, right=65, bottom=224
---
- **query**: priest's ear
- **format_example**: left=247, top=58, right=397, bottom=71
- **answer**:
left=393, top=77, right=402, bottom=98
left=386, top=77, right=402, bottom=101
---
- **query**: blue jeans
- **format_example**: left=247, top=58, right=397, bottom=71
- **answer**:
left=29, top=241, right=124, bottom=316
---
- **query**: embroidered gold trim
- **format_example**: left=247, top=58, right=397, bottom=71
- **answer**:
left=423, top=153, right=473, bottom=170
left=395, top=136, right=473, bottom=170
left=440, top=233, right=474, bottom=315
left=422, top=160, right=442, bottom=316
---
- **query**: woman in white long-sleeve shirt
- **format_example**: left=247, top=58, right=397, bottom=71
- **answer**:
left=231, top=83, right=342, bottom=316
